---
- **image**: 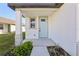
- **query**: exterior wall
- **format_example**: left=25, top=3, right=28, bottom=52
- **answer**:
left=25, top=17, right=39, bottom=39
left=26, top=29, right=38, bottom=39
left=50, top=4, right=77, bottom=55
left=48, top=16, right=52, bottom=39
left=77, top=4, right=79, bottom=56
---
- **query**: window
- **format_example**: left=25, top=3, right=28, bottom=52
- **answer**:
left=41, top=19, right=45, bottom=22
left=0, top=24, right=3, bottom=29
left=30, top=18, right=35, bottom=28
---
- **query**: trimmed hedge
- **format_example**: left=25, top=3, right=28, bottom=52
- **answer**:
left=5, top=41, right=33, bottom=56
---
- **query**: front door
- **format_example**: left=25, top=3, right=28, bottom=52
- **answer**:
left=39, top=17, right=48, bottom=38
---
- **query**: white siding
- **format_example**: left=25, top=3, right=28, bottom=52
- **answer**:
left=50, top=4, right=76, bottom=55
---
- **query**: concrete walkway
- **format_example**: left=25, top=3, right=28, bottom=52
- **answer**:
left=23, top=39, right=56, bottom=56
left=31, top=47, right=49, bottom=56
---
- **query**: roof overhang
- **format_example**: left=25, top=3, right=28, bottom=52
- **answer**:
left=8, top=3, right=63, bottom=10
left=0, top=17, right=15, bottom=25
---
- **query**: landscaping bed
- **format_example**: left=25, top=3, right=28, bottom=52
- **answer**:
left=47, top=46, right=70, bottom=56
left=4, top=41, right=33, bottom=56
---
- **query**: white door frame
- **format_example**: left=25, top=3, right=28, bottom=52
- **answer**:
left=39, top=16, right=48, bottom=38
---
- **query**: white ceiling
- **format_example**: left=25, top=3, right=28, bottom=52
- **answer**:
left=20, top=8, right=58, bottom=17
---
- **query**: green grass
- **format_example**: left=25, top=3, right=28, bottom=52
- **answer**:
left=0, top=32, right=25, bottom=55
left=0, top=33, right=15, bottom=55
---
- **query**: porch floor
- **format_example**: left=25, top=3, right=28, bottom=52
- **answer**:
left=23, top=39, right=56, bottom=47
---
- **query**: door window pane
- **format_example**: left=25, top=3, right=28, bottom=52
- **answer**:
left=41, top=19, right=45, bottom=22
left=31, top=23, right=35, bottom=28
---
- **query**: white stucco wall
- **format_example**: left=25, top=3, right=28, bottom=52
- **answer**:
left=25, top=17, right=39, bottom=39
left=26, top=29, right=38, bottom=39
left=48, top=16, right=52, bottom=39
left=77, top=4, right=79, bottom=56
left=50, top=4, right=77, bottom=55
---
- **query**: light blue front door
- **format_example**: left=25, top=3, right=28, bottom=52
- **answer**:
left=39, top=17, right=48, bottom=38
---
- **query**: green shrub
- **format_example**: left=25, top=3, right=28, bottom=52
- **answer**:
left=13, top=41, right=33, bottom=56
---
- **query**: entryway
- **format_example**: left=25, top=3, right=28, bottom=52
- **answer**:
left=39, top=17, right=48, bottom=38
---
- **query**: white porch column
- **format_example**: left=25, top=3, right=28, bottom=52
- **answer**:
left=77, top=4, right=79, bottom=56
left=25, top=17, right=30, bottom=39
left=15, top=9, right=22, bottom=46
left=36, top=16, right=39, bottom=39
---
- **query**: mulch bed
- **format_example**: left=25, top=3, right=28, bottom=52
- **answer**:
left=47, top=46, right=70, bottom=56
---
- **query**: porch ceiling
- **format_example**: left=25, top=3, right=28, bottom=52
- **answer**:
left=8, top=3, right=63, bottom=10
left=20, top=8, right=58, bottom=17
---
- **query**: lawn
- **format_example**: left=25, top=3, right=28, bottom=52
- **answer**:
left=0, top=33, right=15, bottom=55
